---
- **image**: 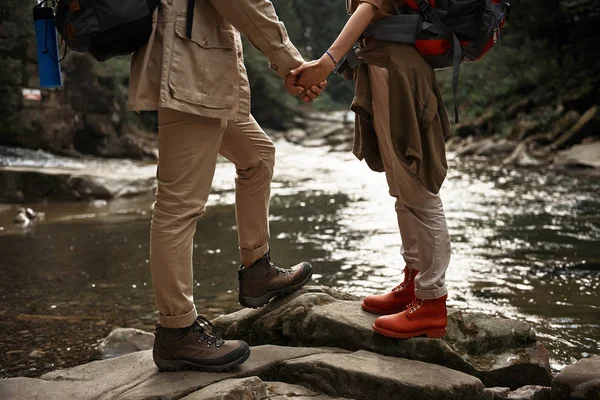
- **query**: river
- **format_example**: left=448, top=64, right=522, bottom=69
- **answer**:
left=0, top=139, right=599, bottom=378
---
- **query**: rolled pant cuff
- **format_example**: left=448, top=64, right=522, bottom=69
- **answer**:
left=414, top=286, right=448, bottom=300
left=240, top=243, right=269, bottom=266
left=158, top=306, right=198, bottom=328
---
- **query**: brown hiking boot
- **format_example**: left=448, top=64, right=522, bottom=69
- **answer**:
left=153, top=316, right=250, bottom=372
left=238, top=252, right=313, bottom=308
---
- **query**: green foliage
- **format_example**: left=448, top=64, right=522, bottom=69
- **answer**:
left=436, top=0, right=600, bottom=122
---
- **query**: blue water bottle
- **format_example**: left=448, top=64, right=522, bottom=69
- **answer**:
left=34, top=3, right=63, bottom=89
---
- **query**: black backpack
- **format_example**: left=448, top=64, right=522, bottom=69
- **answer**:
left=355, top=0, right=510, bottom=122
left=52, top=0, right=196, bottom=62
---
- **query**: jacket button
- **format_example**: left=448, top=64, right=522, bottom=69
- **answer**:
left=202, top=38, right=208, bottom=46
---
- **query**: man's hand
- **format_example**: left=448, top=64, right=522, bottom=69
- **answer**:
left=284, top=71, right=305, bottom=96
left=284, top=63, right=328, bottom=103
left=292, top=55, right=336, bottom=94
left=299, top=80, right=327, bottom=103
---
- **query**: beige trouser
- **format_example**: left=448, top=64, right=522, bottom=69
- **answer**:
left=152, top=108, right=274, bottom=328
left=369, top=65, right=451, bottom=300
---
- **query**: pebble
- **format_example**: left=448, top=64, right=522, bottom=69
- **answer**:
left=28, top=350, right=45, bottom=359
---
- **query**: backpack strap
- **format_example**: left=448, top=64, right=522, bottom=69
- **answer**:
left=414, top=0, right=461, bottom=123
left=186, top=0, right=195, bottom=39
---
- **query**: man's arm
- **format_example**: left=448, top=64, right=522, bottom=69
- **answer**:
left=209, top=0, right=304, bottom=78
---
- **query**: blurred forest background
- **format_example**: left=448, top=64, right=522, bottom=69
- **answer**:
left=0, top=0, right=599, bottom=159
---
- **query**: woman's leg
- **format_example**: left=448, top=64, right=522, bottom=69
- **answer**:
left=367, top=64, right=451, bottom=338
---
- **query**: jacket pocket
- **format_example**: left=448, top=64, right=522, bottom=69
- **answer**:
left=168, top=16, right=236, bottom=109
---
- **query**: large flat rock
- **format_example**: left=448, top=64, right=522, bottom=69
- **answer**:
left=0, top=345, right=330, bottom=400
left=0, top=345, right=483, bottom=400
left=552, top=356, right=600, bottom=400
left=213, top=286, right=552, bottom=389
left=180, top=377, right=349, bottom=400
left=275, top=350, right=484, bottom=400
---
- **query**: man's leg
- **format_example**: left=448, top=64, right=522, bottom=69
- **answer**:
left=367, top=65, right=451, bottom=338
left=218, top=115, right=274, bottom=265
left=151, top=108, right=249, bottom=371
left=218, top=116, right=312, bottom=308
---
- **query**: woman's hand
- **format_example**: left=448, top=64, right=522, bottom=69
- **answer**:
left=292, top=55, right=336, bottom=93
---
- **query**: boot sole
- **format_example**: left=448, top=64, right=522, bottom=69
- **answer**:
left=372, top=323, right=447, bottom=339
left=239, top=271, right=313, bottom=309
left=155, top=346, right=251, bottom=373
left=361, top=302, right=407, bottom=315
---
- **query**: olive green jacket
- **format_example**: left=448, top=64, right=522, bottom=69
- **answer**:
left=351, top=42, right=451, bottom=194
left=128, top=0, right=304, bottom=121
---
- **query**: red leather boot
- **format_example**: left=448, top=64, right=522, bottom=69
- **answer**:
left=372, top=295, right=448, bottom=338
left=361, top=268, right=417, bottom=315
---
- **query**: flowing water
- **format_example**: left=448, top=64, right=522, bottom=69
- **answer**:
left=1, top=140, right=599, bottom=378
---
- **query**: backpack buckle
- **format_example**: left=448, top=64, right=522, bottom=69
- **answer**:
left=417, top=0, right=432, bottom=14
left=502, top=2, right=511, bottom=22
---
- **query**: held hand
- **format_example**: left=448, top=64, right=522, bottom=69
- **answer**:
left=284, top=71, right=305, bottom=96
left=291, top=55, right=336, bottom=91
left=300, top=80, right=328, bottom=103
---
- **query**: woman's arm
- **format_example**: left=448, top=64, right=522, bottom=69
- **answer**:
left=294, top=2, right=378, bottom=89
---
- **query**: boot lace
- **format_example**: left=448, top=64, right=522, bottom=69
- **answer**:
left=406, top=298, right=424, bottom=314
left=267, top=254, right=293, bottom=276
left=392, top=268, right=413, bottom=292
left=192, top=316, right=225, bottom=350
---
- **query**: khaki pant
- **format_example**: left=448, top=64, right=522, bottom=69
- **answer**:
left=151, top=108, right=274, bottom=328
left=369, top=65, right=451, bottom=299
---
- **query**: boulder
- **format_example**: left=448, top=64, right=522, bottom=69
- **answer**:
left=94, top=328, right=155, bottom=360
left=180, top=377, right=267, bottom=400
left=485, top=386, right=551, bottom=400
left=212, top=286, right=552, bottom=389
left=0, top=166, right=155, bottom=202
left=504, top=386, right=550, bottom=400
left=553, top=141, right=600, bottom=170
left=0, top=345, right=332, bottom=400
left=275, top=350, right=484, bottom=400
left=181, top=377, right=347, bottom=400
left=552, top=356, right=600, bottom=400
left=0, top=345, right=485, bottom=400
left=264, top=381, right=347, bottom=400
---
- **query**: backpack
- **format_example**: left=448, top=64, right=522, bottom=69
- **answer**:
left=361, top=0, right=510, bottom=122
left=53, top=0, right=175, bottom=62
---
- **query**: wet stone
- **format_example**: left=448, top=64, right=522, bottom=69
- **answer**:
left=552, top=356, right=600, bottom=400
left=94, top=328, right=155, bottom=359
left=213, top=285, right=552, bottom=389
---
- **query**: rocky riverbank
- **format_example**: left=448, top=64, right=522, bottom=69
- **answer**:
left=1, top=286, right=598, bottom=400
left=2, top=102, right=598, bottom=204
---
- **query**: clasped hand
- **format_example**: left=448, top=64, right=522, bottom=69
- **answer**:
left=284, top=56, right=335, bottom=102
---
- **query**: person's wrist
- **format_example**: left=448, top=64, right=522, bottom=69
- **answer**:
left=320, top=54, right=336, bottom=71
